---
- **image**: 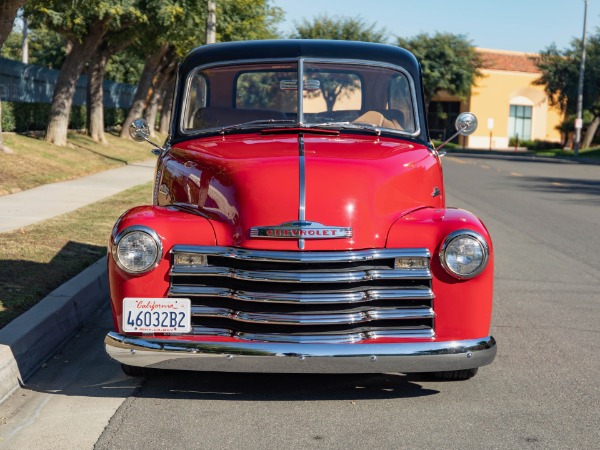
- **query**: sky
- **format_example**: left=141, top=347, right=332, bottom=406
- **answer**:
left=272, top=0, right=600, bottom=53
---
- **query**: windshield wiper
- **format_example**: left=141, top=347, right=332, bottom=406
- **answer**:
left=309, top=122, right=382, bottom=136
left=218, top=119, right=295, bottom=134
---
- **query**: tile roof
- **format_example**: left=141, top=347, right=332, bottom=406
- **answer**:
left=476, top=49, right=539, bottom=73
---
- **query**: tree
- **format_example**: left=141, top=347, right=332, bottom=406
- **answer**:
left=119, top=0, right=193, bottom=138
left=119, top=42, right=176, bottom=138
left=0, top=0, right=26, bottom=48
left=86, top=16, right=145, bottom=143
left=290, top=15, right=386, bottom=110
left=120, top=0, right=284, bottom=138
left=25, top=0, right=147, bottom=146
left=0, top=27, right=67, bottom=68
left=219, top=0, right=282, bottom=42
left=0, top=0, right=26, bottom=154
left=290, top=14, right=387, bottom=42
left=396, top=32, right=482, bottom=112
left=0, top=99, right=13, bottom=154
left=533, top=34, right=600, bottom=149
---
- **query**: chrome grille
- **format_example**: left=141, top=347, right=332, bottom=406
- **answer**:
left=169, top=246, right=434, bottom=343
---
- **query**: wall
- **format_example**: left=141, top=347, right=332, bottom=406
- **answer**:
left=466, top=69, right=562, bottom=149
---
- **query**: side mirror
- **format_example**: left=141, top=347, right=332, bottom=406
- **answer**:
left=129, top=118, right=165, bottom=154
left=455, top=112, right=478, bottom=136
left=435, top=112, right=478, bottom=156
left=129, top=118, right=151, bottom=142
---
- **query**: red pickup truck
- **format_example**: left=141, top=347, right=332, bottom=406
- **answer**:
left=105, top=40, right=496, bottom=380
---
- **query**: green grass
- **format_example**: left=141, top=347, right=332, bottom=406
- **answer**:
left=431, top=140, right=461, bottom=150
left=0, top=182, right=152, bottom=328
left=531, top=146, right=600, bottom=159
left=0, top=131, right=155, bottom=195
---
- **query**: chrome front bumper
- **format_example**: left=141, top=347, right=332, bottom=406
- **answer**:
left=105, top=332, right=496, bottom=374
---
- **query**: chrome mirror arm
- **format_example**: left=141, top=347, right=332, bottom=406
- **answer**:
left=435, top=127, right=467, bottom=156
left=434, top=112, right=478, bottom=156
left=129, top=118, right=166, bottom=154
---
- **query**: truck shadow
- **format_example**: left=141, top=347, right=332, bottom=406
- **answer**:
left=136, top=370, right=441, bottom=401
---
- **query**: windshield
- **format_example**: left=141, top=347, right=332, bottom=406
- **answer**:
left=182, top=60, right=418, bottom=136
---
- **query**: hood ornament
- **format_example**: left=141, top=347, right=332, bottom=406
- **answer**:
left=250, top=221, right=352, bottom=239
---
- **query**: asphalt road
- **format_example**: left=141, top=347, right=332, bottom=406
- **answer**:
left=1, top=154, right=599, bottom=449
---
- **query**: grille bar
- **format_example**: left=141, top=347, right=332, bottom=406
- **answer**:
left=172, top=245, right=430, bottom=263
left=169, top=286, right=433, bottom=304
left=191, top=306, right=434, bottom=325
left=170, top=266, right=431, bottom=283
left=188, top=326, right=435, bottom=343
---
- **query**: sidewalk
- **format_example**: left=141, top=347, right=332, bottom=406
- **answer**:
left=0, top=159, right=156, bottom=404
left=0, top=159, right=156, bottom=232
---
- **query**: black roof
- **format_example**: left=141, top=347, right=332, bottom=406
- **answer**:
left=180, top=39, right=421, bottom=81
left=172, top=40, right=429, bottom=143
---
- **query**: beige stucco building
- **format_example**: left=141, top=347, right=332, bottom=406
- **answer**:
left=431, top=48, right=564, bottom=149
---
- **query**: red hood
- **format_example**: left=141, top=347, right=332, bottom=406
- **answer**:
left=159, top=133, right=443, bottom=250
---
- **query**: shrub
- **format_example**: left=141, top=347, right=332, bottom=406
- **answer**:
left=527, top=139, right=562, bottom=151
left=1, top=102, right=16, bottom=132
left=12, top=102, right=51, bottom=132
left=105, top=107, right=126, bottom=127
left=69, top=105, right=87, bottom=130
left=508, top=137, right=533, bottom=148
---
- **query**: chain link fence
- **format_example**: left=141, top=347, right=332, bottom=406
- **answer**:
left=0, top=56, right=136, bottom=107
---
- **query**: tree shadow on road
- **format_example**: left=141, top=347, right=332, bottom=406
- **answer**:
left=515, top=175, right=600, bottom=205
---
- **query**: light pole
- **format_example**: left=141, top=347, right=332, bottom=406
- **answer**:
left=574, top=0, right=588, bottom=157
left=206, top=0, right=216, bottom=44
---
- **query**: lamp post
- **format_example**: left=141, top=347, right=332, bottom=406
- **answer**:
left=574, top=0, right=588, bottom=157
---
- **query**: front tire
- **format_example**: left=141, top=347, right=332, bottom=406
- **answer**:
left=121, top=363, right=153, bottom=377
left=431, top=368, right=478, bottom=381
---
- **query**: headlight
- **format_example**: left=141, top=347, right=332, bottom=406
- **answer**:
left=113, top=226, right=162, bottom=274
left=440, top=230, right=489, bottom=279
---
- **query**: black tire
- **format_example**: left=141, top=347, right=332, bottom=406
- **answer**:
left=431, top=368, right=478, bottom=381
left=121, top=363, right=153, bottom=377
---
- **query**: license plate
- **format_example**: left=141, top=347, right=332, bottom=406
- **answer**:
left=123, top=298, right=191, bottom=333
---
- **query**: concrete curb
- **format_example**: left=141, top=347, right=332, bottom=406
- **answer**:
left=446, top=150, right=600, bottom=165
left=0, top=257, right=109, bottom=404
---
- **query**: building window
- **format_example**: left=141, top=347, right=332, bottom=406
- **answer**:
left=508, top=105, right=532, bottom=141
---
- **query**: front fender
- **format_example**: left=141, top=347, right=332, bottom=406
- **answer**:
left=107, top=206, right=216, bottom=332
left=387, top=207, right=494, bottom=340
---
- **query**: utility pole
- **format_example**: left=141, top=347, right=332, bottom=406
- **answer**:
left=206, top=0, right=216, bottom=44
left=574, top=0, right=588, bottom=157
left=21, top=15, right=28, bottom=64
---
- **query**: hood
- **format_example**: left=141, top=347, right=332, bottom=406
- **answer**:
left=159, top=133, right=443, bottom=250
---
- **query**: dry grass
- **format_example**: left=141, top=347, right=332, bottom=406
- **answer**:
left=0, top=183, right=152, bottom=328
left=0, top=131, right=156, bottom=195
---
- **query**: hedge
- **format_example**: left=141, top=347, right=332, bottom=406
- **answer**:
left=1, top=101, right=127, bottom=133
